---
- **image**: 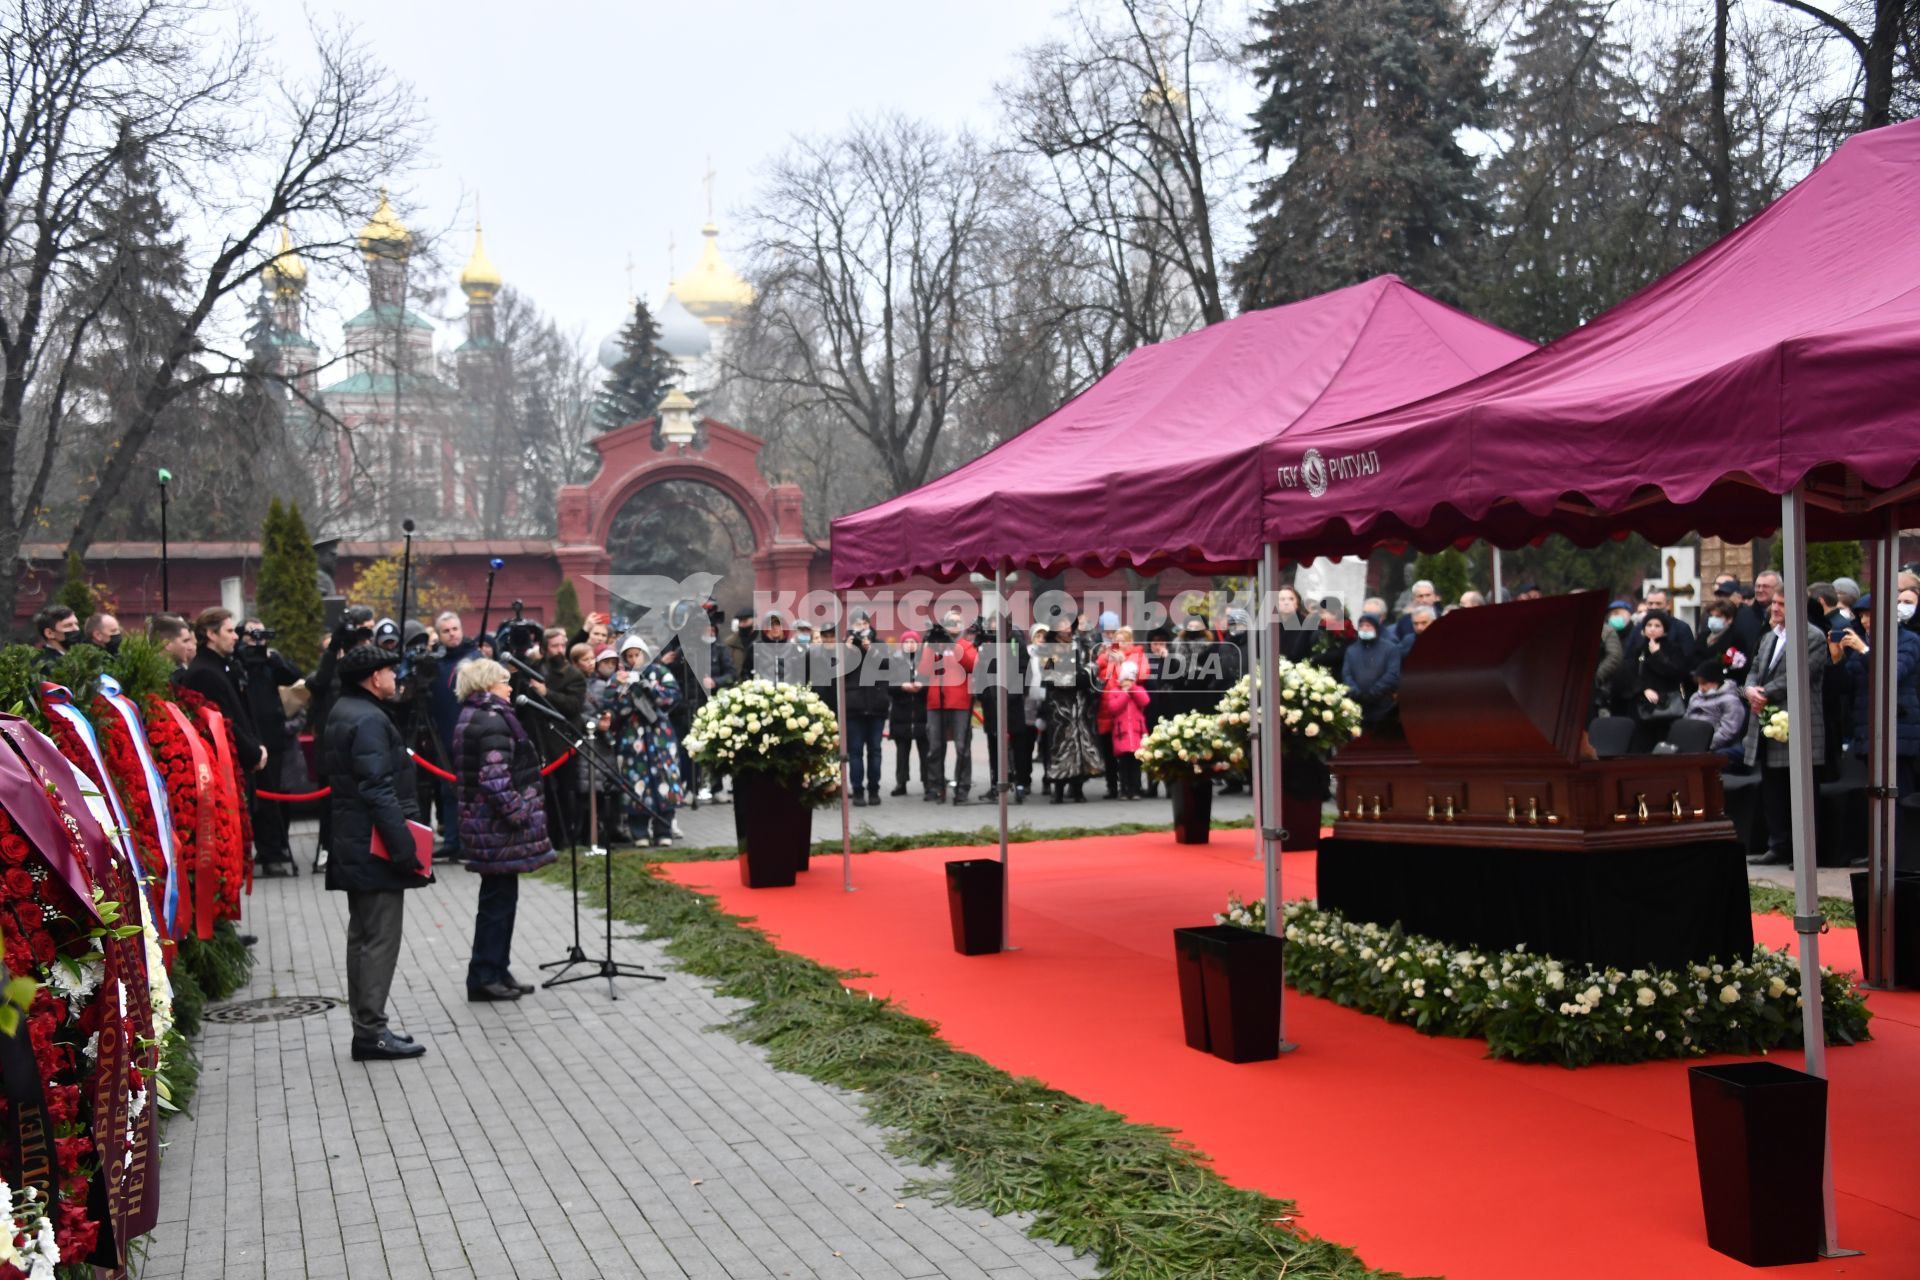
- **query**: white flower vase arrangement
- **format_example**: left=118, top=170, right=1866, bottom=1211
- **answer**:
left=1139, top=712, right=1240, bottom=844
left=1215, top=664, right=1364, bottom=850
left=685, top=679, right=841, bottom=886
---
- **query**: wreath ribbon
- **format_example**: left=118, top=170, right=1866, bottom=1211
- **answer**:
left=99, top=676, right=181, bottom=935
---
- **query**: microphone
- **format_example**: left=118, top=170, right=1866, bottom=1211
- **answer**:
left=501, top=652, right=546, bottom=684
left=513, top=694, right=571, bottom=724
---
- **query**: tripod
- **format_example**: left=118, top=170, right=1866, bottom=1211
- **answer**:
left=529, top=714, right=665, bottom=998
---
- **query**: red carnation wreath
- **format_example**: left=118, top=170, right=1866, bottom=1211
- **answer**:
left=92, top=695, right=173, bottom=941
left=0, top=803, right=106, bottom=1266
left=140, top=694, right=206, bottom=939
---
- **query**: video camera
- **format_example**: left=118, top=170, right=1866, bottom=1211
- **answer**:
left=332, top=604, right=376, bottom=656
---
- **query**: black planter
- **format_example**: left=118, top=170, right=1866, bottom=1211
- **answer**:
left=945, top=859, right=1004, bottom=955
left=1171, top=924, right=1284, bottom=1063
left=1687, top=1061, right=1827, bottom=1267
left=1168, top=776, right=1214, bottom=844
left=732, top=772, right=812, bottom=888
left=1849, top=870, right=1920, bottom=985
left=1279, top=758, right=1329, bottom=851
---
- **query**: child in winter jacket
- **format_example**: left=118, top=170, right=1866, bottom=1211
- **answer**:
left=1101, top=660, right=1151, bottom=799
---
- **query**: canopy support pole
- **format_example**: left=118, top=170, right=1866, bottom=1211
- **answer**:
left=996, top=567, right=1014, bottom=951
left=1259, top=543, right=1293, bottom=1050
left=1781, top=486, right=1849, bottom=1257
left=1249, top=562, right=1266, bottom=861
left=1490, top=546, right=1504, bottom=603
left=1864, top=515, right=1901, bottom=989
left=836, top=592, right=854, bottom=893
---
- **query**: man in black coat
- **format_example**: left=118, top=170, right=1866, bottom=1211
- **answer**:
left=237, top=618, right=303, bottom=872
left=531, top=627, right=586, bottom=839
left=183, top=606, right=266, bottom=785
left=324, top=645, right=430, bottom=1061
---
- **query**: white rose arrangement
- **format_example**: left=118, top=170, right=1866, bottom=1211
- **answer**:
left=1762, top=707, right=1789, bottom=743
left=1214, top=893, right=1873, bottom=1067
left=1137, top=711, right=1240, bottom=782
left=684, top=679, right=842, bottom=806
left=1215, top=662, right=1364, bottom=764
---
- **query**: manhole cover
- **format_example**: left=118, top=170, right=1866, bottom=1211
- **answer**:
left=204, top=996, right=340, bottom=1023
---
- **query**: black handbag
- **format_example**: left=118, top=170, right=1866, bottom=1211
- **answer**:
left=1636, top=690, right=1686, bottom=722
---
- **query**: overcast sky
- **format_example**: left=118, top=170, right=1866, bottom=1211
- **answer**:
left=256, top=0, right=1095, bottom=355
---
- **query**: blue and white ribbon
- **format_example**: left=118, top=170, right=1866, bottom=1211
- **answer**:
left=96, top=675, right=181, bottom=934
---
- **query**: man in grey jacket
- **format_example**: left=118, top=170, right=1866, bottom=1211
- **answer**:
left=1742, top=598, right=1829, bottom=866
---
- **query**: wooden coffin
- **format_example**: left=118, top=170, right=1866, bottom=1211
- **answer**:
left=1331, top=591, right=1734, bottom=851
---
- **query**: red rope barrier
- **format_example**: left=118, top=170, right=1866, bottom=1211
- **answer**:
left=256, top=747, right=575, bottom=801
left=408, top=750, right=456, bottom=782
left=256, top=786, right=331, bottom=802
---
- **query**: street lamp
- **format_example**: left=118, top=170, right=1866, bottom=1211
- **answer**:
left=659, top=387, right=697, bottom=450
left=157, top=468, right=173, bottom=612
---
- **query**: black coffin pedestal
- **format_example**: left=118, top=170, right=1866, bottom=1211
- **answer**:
left=1169, top=777, right=1213, bottom=844
left=1850, top=871, right=1920, bottom=986
left=1316, top=835, right=1753, bottom=969
left=733, top=773, right=811, bottom=888
left=945, top=859, right=1004, bottom=955
left=1172, top=925, right=1284, bottom=1063
left=1688, top=1062, right=1826, bottom=1267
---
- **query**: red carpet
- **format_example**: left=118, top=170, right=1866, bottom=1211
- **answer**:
left=662, top=831, right=1920, bottom=1279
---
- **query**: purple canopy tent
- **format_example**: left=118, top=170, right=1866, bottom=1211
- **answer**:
left=831, top=276, right=1533, bottom=587
left=1259, top=119, right=1920, bottom=1258
left=827, top=278, right=1533, bottom=1004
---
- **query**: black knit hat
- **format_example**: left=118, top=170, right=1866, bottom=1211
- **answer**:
left=338, top=643, right=402, bottom=679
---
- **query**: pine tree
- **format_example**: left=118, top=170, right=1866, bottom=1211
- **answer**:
left=56, top=550, right=96, bottom=618
left=553, top=577, right=584, bottom=635
left=256, top=499, right=325, bottom=670
left=1476, top=1, right=1650, bottom=341
left=1234, top=0, right=1494, bottom=310
left=592, top=299, right=677, bottom=432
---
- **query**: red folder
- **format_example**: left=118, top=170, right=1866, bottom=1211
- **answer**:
left=370, top=820, right=435, bottom=877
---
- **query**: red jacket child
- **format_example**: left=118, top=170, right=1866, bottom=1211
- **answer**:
left=1101, top=661, right=1151, bottom=753
left=1095, top=633, right=1145, bottom=732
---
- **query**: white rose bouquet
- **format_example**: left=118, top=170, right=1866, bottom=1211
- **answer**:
left=1215, top=662, right=1364, bottom=764
left=684, top=679, right=842, bottom=806
left=1138, top=711, right=1241, bottom=781
left=1762, top=707, right=1789, bottom=743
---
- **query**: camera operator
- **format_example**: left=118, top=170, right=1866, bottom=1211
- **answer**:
left=238, top=619, right=303, bottom=873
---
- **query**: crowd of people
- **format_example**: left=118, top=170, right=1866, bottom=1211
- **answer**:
left=1588, top=570, right=1920, bottom=867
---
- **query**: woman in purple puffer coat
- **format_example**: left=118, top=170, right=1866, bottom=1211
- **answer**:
left=453, top=658, right=557, bottom=1002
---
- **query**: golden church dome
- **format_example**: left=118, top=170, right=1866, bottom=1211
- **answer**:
left=263, top=223, right=306, bottom=297
left=670, top=222, right=753, bottom=324
left=357, top=188, right=412, bottom=259
left=459, top=223, right=501, bottom=302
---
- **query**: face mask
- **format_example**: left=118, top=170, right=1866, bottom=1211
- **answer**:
left=1356, top=627, right=1377, bottom=643
left=705, top=632, right=717, bottom=644
left=796, top=637, right=811, bottom=649
left=1608, top=616, right=1629, bottom=631
left=102, top=634, right=123, bottom=655
left=1706, top=616, right=1727, bottom=634
left=1901, top=602, right=1917, bottom=623
left=731, top=620, right=743, bottom=632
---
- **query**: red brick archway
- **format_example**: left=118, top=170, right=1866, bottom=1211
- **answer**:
left=553, top=416, right=818, bottom=619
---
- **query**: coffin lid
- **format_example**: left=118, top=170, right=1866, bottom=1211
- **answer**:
left=1396, top=592, right=1608, bottom=766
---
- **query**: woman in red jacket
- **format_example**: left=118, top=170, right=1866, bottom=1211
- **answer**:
left=1101, top=659, right=1151, bottom=799
left=1095, top=626, right=1145, bottom=797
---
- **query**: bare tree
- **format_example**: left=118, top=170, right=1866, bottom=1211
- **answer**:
left=0, top=0, right=424, bottom=617
left=1760, top=0, right=1917, bottom=132
left=998, top=0, right=1236, bottom=348
left=728, top=115, right=1006, bottom=497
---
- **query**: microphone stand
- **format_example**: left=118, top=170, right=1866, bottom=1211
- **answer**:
left=521, top=705, right=665, bottom=998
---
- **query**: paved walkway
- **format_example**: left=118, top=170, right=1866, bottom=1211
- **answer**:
left=141, top=830, right=1103, bottom=1280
